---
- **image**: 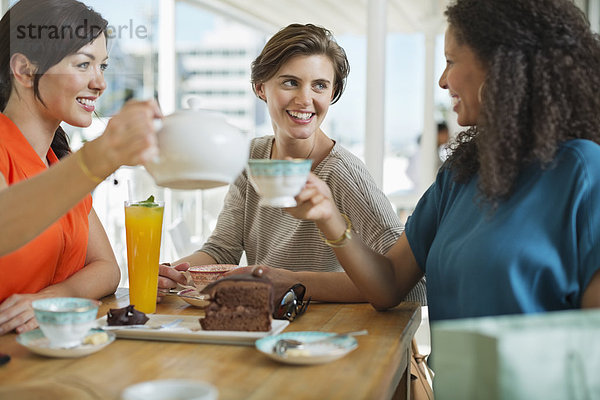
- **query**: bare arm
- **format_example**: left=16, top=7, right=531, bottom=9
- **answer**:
left=330, top=232, right=424, bottom=309
left=0, top=209, right=121, bottom=334
left=227, top=266, right=366, bottom=303
left=0, top=152, right=100, bottom=255
left=172, top=251, right=218, bottom=268
left=159, top=254, right=367, bottom=303
left=288, top=173, right=424, bottom=310
left=582, top=268, right=600, bottom=308
left=0, top=100, right=161, bottom=255
left=280, top=270, right=365, bottom=302
left=51, top=208, right=121, bottom=298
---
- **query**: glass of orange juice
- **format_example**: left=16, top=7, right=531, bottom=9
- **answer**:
left=124, top=196, right=164, bottom=314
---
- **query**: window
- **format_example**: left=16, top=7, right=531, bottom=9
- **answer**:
left=63, top=0, right=160, bottom=285
left=24, top=0, right=452, bottom=283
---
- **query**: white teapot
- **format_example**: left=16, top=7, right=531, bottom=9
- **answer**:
left=145, top=106, right=249, bottom=190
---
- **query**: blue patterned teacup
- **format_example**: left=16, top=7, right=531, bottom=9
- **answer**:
left=247, top=159, right=312, bottom=207
left=32, top=297, right=100, bottom=348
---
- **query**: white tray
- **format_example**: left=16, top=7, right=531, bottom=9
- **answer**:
left=95, top=314, right=288, bottom=346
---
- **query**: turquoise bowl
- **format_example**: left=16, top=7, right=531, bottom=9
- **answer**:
left=247, top=159, right=312, bottom=207
left=32, top=297, right=100, bottom=348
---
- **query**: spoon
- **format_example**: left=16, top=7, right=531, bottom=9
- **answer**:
left=158, top=284, right=198, bottom=295
left=176, top=289, right=211, bottom=301
left=158, top=279, right=212, bottom=299
left=273, top=329, right=368, bottom=356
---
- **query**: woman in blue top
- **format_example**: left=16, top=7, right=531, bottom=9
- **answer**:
left=288, top=0, right=600, bottom=321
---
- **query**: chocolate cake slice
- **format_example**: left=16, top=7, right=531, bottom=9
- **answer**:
left=106, top=304, right=149, bottom=326
left=200, top=273, right=273, bottom=331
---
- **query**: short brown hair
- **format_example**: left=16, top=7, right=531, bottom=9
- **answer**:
left=251, top=23, right=349, bottom=104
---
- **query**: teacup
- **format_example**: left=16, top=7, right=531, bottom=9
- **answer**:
left=32, top=297, right=100, bottom=348
left=247, top=159, right=312, bottom=207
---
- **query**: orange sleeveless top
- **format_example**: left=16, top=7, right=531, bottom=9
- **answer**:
left=0, top=113, right=92, bottom=303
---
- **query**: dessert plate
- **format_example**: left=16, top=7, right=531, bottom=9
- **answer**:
left=255, top=331, right=359, bottom=365
left=16, top=328, right=115, bottom=358
left=95, top=314, right=289, bottom=346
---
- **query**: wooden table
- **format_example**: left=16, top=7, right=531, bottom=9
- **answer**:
left=0, top=288, right=421, bottom=400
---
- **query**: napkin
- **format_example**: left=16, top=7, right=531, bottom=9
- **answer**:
left=178, top=270, right=196, bottom=290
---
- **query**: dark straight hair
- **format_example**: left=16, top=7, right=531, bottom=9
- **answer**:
left=0, top=0, right=108, bottom=158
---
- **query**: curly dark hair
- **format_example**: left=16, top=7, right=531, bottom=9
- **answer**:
left=251, top=23, right=350, bottom=104
left=444, top=0, right=600, bottom=205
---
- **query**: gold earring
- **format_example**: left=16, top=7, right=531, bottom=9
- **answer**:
left=478, top=83, right=484, bottom=103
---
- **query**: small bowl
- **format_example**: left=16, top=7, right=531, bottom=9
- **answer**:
left=121, top=379, right=218, bottom=400
left=32, top=297, right=100, bottom=348
left=247, top=159, right=312, bottom=207
left=177, top=288, right=210, bottom=308
left=188, top=264, right=238, bottom=291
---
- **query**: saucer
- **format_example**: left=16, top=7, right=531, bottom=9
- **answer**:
left=121, top=379, right=218, bottom=400
left=255, top=331, right=358, bottom=365
left=17, top=328, right=115, bottom=358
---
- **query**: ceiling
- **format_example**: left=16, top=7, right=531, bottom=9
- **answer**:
left=185, top=0, right=449, bottom=36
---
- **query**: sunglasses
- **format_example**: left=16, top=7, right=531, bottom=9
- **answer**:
left=274, top=283, right=311, bottom=321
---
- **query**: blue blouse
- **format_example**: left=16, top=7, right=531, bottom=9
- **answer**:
left=405, top=139, right=600, bottom=322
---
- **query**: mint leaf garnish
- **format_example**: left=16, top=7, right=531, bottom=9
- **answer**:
left=133, top=195, right=159, bottom=207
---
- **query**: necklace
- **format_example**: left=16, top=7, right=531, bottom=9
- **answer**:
left=304, top=138, right=317, bottom=159
left=272, top=137, right=317, bottom=160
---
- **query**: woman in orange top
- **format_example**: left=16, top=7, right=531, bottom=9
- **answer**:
left=0, top=0, right=161, bottom=335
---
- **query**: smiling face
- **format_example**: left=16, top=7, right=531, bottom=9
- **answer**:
left=439, top=26, right=487, bottom=127
left=36, top=33, right=108, bottom=128
left=255, top=54, right=335, bottom=141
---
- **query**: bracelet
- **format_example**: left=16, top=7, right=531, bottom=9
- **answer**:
left=319, top=214, right=352, bottom=248
left=76, top=144, right=104, bottom=184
